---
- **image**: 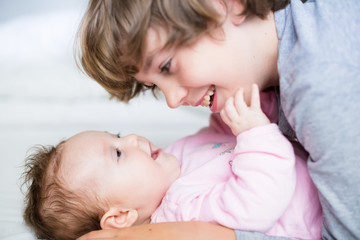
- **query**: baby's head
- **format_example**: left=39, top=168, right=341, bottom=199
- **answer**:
left=77, top=0, right=288, bottom=103
left=23, top=131, right=180, bottom=240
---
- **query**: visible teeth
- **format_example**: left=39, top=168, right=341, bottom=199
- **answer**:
left=202, top=99, right=210, bottom=106
left=201, top=86, right=215, bottom=107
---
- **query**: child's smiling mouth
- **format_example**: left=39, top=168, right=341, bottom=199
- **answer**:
left=201, top=85, right=215, bottom=108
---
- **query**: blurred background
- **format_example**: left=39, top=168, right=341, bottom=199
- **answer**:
left=0, top=1, right=210, bottom=239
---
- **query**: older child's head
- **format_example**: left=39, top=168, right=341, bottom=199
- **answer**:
left=77, top=0, right=288, bottom=110
left=23, top=131, right=180, bottom=240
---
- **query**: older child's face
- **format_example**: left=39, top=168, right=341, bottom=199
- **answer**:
left=60, top=131, right=180, bottom=213
left=135, top=11, right=279, bottom=113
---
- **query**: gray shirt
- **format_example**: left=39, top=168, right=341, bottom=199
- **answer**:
left=235, top=0, right=360, bottom=239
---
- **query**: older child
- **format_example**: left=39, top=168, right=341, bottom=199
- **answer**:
left=23, top=86, right=321, bottom=240
left=76, top=0, right=360, bottom=239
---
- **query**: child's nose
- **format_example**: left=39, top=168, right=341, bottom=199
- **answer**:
left=162, top=86, right=187, bottom=109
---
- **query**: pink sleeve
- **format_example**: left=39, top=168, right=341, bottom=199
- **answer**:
left=197, top=124, right=296, bottom=231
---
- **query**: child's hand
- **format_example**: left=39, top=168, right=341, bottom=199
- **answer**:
left=220, top=84, right=270, bottom=136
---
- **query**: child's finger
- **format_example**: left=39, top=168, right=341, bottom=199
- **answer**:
left=250, top=84, right=261, bottom=108
left=234, top=88, right=247, bottom=113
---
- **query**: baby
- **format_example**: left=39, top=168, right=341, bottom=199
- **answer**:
left=23, top=86, right=322, bottom=240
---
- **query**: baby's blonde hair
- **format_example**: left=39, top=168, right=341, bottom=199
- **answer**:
left=22, top=142, right=106, bottom=240
left=76, top=0, right=289, bottom=102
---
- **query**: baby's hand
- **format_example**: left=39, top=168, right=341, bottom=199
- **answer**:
left=220, top=84, right=270, bottom=136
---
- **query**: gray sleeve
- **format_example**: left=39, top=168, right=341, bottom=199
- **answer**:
left=279, top=1, right=360, bottom=239
left=235, top=230, right=292, bottom=240
left=281, top=61, right=360, bottom=240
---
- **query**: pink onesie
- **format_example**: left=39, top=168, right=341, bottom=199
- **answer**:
left=151, top=90, right=322, bottom=240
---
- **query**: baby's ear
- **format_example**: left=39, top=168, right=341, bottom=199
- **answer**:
left=100, top=207, right=138, bottom=229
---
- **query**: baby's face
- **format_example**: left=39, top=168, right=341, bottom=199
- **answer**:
left=60, top=131, right=180, bottom=213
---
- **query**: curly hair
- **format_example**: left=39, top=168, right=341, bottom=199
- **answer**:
left=76, top=0, right=289, bottom=102
left=22, top=143, right=106, bottom=240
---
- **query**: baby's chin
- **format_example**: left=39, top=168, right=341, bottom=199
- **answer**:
left=162, top=152, right=181, bottom=180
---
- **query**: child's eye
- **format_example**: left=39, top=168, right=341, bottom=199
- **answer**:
left=160, top=59, right=171, bottom=73
left=143, top=83, right=155, bottom=88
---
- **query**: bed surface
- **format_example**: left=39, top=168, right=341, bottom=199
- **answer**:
left=0, top=1, right=210, bottom=239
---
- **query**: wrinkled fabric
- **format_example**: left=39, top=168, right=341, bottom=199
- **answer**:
left=152, top=91, right=322, bottom=239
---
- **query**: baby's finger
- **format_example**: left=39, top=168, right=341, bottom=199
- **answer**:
left=234, top=88, right=247, bottom=113
left=223, top=96, right=239, bottom=120
left=250, top=84, right=261, bottom=108
left=220, top=109, right=230, bottom=125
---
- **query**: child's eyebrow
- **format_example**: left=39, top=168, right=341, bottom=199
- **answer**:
left=144, top=57, right=153, bottom=73
left=144, top=53, right=156, bottom=73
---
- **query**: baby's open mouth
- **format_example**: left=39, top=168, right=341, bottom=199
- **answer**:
left=151, top=149, right=160, bottom=160
left=201, top=85, right=215, bottom=108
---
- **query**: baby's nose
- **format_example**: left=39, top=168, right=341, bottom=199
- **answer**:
left=122, top=134, right=139, bottom=146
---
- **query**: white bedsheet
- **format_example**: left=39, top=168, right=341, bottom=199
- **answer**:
left=0, top=2, right=210, bottom=239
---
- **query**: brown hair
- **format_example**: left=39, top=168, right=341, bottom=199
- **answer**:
left=22, top=142, right=106, bottom=240
left=76, top=0, right=289, bottom=102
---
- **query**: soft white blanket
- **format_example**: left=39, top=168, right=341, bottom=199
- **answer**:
left=0, top=3, right=209, bottom=239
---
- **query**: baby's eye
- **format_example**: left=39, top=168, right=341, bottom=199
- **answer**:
left=160, top=59, right=171, bottom=73
left=115, top=133, right=121, bottom=160
left=116, top=149, right=122, bottom=159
